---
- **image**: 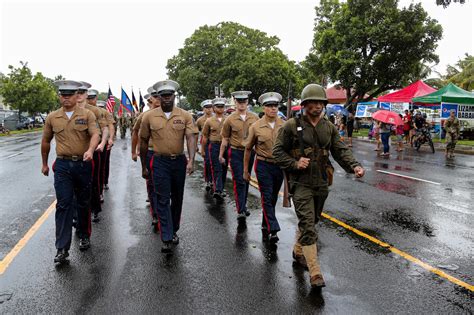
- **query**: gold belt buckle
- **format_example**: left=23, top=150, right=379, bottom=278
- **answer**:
left=71, top=156, right=80, bottom=161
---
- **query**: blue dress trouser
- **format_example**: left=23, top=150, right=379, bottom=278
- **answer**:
left=53, top=158, right=92, bottom=249
left=152, top=155, right=187, bottom=242
left=203, top=142, right=212, bottom=184
left=254, top=159, right=283, bottom=232
left=146, top=150, right=158, bottom=219
left=209, top=143, right=228, bottom=193
left=91, top=151, right=102, bottom=215
left=229, top=148, right=255, bottom=214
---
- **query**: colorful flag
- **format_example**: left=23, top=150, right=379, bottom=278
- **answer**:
left=132, top=90, right=139, bottom=112
left=106, top=87, right=116, bottom=113
left=120, top=88, right=134, bottom=114
left=139, top=91, right=145, bottom=112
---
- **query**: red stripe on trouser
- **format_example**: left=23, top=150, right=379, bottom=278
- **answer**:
left=228, top=147, right=240, bottom=212
left=151, top=156, right=162, bottom=237
left=52, top=160, right=56, bottom=172
left=148, top=154, right=155, bottom=218
left=208, top=144, right=216, bottom=192
left=97, top=154, right=101, bottom=199
left=255, top=160, right=271, bottom=232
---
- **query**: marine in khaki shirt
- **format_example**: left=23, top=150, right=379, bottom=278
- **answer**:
left=139, top=106, right=198, bottom=156
left=220, top=111, right=258, bottom=149
left=202, top=116, right=226, bottom=143
left=43, top=106, right=100, bottom=157
left=244, top=115, right=284, bottom=162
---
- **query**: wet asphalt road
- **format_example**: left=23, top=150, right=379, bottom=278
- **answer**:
left=0, top=133, right=473, bottom=314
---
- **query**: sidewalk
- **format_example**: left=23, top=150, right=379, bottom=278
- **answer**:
left=354, top=136, right=474, bottom=155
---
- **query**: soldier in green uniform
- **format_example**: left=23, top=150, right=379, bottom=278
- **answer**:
left=273, top=84, right=365, bottom=289
left=119, top=115, right=129, bottom=139
left=444, top=109, right=460, bottom=158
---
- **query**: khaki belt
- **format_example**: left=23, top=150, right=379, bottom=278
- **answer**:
left=154, top=153, right=184, bottom=160
left=57, top=155, right=81, bottom=161
left=230, top=146, right=245, bottom=151
left=209, top=141, right=222, bottom=144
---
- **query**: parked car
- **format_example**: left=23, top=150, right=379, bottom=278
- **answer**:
left=16, top=117, right=34, bottom=130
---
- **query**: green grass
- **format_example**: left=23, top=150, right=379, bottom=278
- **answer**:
left=0, top=127, right=43, bottom=137
left=351, top=128, right=474, bottom=146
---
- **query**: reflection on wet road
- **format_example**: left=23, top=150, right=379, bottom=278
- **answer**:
left=0, top=136, right=472, bottom=313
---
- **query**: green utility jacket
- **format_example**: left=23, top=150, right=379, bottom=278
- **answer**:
left=273, top=115, right=361, bottom=190
left=445, top=117, right=460, bottom=136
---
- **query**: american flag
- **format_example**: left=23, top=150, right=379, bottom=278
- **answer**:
left=106, top=87, right=116, bottom=113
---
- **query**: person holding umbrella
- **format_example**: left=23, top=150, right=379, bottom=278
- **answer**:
left=371, top=110, right=403, bottom=157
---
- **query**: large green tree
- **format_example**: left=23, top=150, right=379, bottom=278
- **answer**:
left=306, top=0, right=442, bottom=106
left=436, top=0, right=466, bottom=7
left=0, top=62, right=59, bottom=115
left=446, top=54, right=474, bottom=90
left=167, top=22, right=303, bottom=108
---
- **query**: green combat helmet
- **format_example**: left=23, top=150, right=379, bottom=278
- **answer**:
left=301, top=84, right=328, bottom=105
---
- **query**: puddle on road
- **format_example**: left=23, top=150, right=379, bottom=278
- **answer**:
left=382, top=208, right=435, bottom=237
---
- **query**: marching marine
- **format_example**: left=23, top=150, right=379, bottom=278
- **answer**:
left=196, top=99, right=214, bottom=191
left=244, top=92, right=284, bottom=243
left=273, top=84, right=365, bottom=288
left=220, top=91, right=258, bottom=220
left=201, top=98, right=228, bottom=201
left=41, top=80, right=99, bottom=263
left=139, top=80, right=198, bottom=253
left=132, top=89, right=161, bottom=230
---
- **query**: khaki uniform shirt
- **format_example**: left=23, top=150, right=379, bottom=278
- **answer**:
left=196, top=114, right=213, bottom=132
left=105, top=110, right=115, bottom=126
left=221, top=111, right=258, bottom=149
left=133, top=111, right=153, bottom=149
left=85, top=104, right=108, bottom=130
left=202, top=116, right=226, bottom=142
left=43, top=107, right=99, bottom=156
left=139, top=106, right=198, bottom=155
left=246, top=116, right=284, bottom=159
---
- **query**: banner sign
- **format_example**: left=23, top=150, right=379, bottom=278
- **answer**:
left=355, top=104, right=377, bottom=117
left=457, top=104, right=474, bottom=119
left=441, top=103, right=458, bottom=118
left=380, top=102, right=391, bottom=110
left=389, top=102, right=410, bottom=114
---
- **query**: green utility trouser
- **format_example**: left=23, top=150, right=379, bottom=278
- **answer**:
left=292, top=185, right=329, bottom=246
left=445, top=132, right=458, bottom=152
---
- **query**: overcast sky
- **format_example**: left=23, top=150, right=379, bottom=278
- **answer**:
left=1, top=0, right=473, bottom=97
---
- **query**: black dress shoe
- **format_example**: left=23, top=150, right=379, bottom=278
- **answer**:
left=54, top=249, right=69, bottom=263
left=269, top=232, right=279, bottom=244
left=205, top=183, right=212, bottom=192
left=213, top=191, right=224, bottom=201
left=172, top=233, right=179, bottom=245
left=79, top=238, right=91, bottom=251
left=92, top=213, right=100, bottom=222
left=245, top=210, right=251, bottom=217
left=161, top=242, right=173, bottom=253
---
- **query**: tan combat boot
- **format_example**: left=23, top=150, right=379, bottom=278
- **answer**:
left=302, top=244, right=325, bottom=288
left=292, top=230, right=307, bottom=268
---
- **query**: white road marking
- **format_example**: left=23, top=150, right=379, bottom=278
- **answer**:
left=376, top=170, right=441, bottom=185
left=0, top=152, right=23, bottom=160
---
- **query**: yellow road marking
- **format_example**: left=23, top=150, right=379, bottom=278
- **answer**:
left=0, top=200, right=56, bottom=275
left=249, top=177, right=474, bottom=292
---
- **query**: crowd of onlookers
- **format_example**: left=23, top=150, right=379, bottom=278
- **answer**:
left=366, top=109, right=430, bottom=155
